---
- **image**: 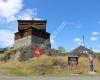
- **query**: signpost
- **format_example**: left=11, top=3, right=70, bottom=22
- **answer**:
left=68, top=56, right=79, bottom=69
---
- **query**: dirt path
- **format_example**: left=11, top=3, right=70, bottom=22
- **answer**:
left=0, top=76, right=100, bottom=80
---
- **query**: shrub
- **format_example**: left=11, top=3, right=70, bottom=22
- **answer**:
left=52, top=59, right=60, bottom=66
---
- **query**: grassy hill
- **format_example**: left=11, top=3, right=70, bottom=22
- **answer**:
left=0, top=54, right=100, bottom=76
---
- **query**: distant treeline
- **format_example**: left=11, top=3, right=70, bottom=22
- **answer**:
left=0, top=47, right=13, bottom=54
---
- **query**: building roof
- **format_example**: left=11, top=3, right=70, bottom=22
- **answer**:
left=18, top=20, right=47, bottom=23
left=18, top=19, right=47, bottom=31
left=71, top=45, right=95, bottom=54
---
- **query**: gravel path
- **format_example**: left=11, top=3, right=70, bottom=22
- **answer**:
left=0, top=76, right=100, bottom=80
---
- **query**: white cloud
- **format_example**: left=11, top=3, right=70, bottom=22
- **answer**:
left=0, top=0, right=39, bottom=22
left=90, top=32, right=100, bottom=41
left=92, top=32, right=100, bottom=36
left=74, top=38, right=84, bottom=45
left=0, top=0, right=40, bottom=47
left=90, top=36, right=98, bottom=41
left=18, top=8, right=37, bottom=20
left=0, top=29, right=15, bottom=47
left=0, top=0, right=23, bottom=22
left=0, top=0, right=39, bottom=23
left=74, top=38, right=81, bottom=42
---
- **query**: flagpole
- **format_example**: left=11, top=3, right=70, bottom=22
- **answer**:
left=82, top=35, right=89, bottom=56
left=82, top=35, right=85, bottom=47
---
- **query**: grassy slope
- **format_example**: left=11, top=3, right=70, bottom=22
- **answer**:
left=0, top=55, right=100, bottom=76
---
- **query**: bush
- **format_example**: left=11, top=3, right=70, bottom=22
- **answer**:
left=52, top=59, right=60, bottom=66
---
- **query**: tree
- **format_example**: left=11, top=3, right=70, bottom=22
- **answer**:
left=58, top=46, right=66, bottom=53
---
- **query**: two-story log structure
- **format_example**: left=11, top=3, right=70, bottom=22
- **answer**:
left=14, top=20, right=51, bottom=60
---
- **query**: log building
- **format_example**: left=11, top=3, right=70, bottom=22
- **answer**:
left=14, top=20, right=51, bottom=60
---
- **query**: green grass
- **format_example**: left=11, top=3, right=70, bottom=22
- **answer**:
left=0, top=67, right=25, bottom=76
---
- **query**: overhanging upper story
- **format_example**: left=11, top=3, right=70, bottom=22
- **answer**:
left=18, top=20, right=47, bottom=31
left=15, top=26, right=50, bottom=40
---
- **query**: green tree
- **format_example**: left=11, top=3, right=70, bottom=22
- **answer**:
left=58, top=46, right=66, bottom=53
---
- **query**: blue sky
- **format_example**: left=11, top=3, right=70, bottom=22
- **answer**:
left=0, top=0, right=100, bottom=52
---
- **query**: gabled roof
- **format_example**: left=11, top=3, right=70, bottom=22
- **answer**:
left=71, top=45, right=94, bottom=54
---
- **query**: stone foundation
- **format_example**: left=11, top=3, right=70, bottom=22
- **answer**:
left=14, top=35, right=51, bottom=61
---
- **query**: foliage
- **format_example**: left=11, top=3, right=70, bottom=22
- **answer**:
left=52, top=59, right=60, bottom=66
left=58, top=46, right=66, bottom=53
